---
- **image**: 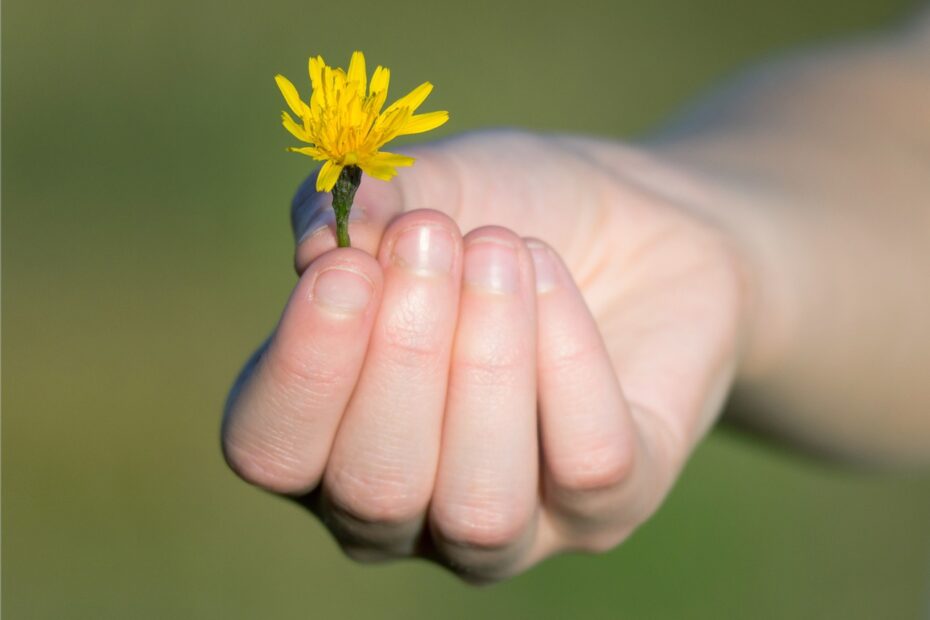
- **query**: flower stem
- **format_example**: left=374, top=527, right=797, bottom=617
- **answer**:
left=331, top=165, right=362, bottom=248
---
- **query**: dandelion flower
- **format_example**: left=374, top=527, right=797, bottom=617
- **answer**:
left=275, top=51, right=449, bottom=247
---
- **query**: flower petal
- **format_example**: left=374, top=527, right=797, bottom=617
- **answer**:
left=287, top=146, right=328, bottom=160
left=316, top=159, right=345, bottom=192
left=369, top=65, right=390, bottom=98
left=321, top=65, right=335, bottom=108
left=358, top=165, right=394, bottom=181
left=384, top=82, right=433, bottom=115
left=397, top=110, right=449, bottom=136
left=275, top=74, right=308, bottom=118
left=369, top=151, right=416, bottom=167
left=281, top=111, right=310, bottom=141
left=358, top=151, right=415, bottom=180
left=347, top=50, right=367, bottom=94
left=371, top=106, right=410, bottom=141
left=279, top=53, right=446, bottom=179
left=308, top=55, right=325, bottom=92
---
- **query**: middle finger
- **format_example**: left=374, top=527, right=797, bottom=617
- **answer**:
left=430, top=227, right=539, bottom=579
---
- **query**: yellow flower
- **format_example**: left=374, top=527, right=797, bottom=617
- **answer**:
left=275, top=51, right=449, bottom=192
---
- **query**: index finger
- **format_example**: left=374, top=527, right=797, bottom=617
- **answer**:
left=222, top=247, right=383, bottom=495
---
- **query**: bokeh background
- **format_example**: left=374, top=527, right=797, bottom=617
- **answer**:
left=4, top=0, right=930, bottom=618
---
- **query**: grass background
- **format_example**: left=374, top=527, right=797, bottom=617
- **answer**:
left=4, top=0, right=930, bottom=617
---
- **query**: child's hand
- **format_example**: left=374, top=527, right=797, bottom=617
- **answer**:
left=222, top=130, right=747, bottom=582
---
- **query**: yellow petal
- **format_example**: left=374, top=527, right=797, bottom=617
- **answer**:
left=366, top=75, right=390, bottom=118
left=368, top=151, right=416, bottom=167
left=281, top=111, right=310, bottom=141
left=398, top=110, right=449, bottom=136
left=308, top=55, right=325, bottom=92
left=358, top=151, right=415, bottom=181
left=358, top=163, right=396, bottom=181
left=321, top=65, right=335, bottom=108
left=384, top=82, right=433, bottom=115
left=369, top=66, right=390, bottom=98
left=345, top=83, right=363, bottom=127
left=287, top=146, right=328, bottom=160
left=347, top=51, right=367, bottom=94
left=316, top=159, right=344, bottom=192
left=332, top=68, right=347, bottom=95
left=371, top=106, right=410, bottom=142
left=275, top=74, right=309, bottom=117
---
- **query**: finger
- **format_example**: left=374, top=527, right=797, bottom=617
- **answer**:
left=222, top=248, right=382, bottom=495
left=525, top=239, right=638, bottom=541
left=321, top=210, right=463, bottom=556
left=429, top=226, right=539, bottom=581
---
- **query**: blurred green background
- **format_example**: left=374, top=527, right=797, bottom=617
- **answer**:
left=4, top=0, right=930, bottom=618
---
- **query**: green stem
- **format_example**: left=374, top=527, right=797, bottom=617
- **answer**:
left=331, top=165, right=362, bottom=248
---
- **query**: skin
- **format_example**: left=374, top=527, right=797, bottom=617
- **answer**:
left=222, top=13, right=930, bottom=583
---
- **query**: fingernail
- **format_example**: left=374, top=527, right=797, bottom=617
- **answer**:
left=312, top=267, right=373, bottom=314
left=527, top=242, right=557, bottom=293
left=464, top=239, right=519, bottom=293
left=392, top=225, right=455, bottom=275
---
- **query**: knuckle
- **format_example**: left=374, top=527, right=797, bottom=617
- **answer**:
left=447, top=566, right=509, bottom=586
left=263, top=346, right=345, bottom=399
left=574, top=526, right=633, bottom=555
left=337, top=543, right=401, bottom=565
left=326, top=464, right=429, bottom=525
left=379, top=305, right=445, bottom=366
left=431, top=501, right=528, bottom=550
left=539, top=340, right=601, bottom=376
left=453, top=338, right=527, bottom=386
left=223, top=439, right=317, bottom=495
left=454, top=357, right=520, bottom=388
left=549, top=441, right=635, bottom=493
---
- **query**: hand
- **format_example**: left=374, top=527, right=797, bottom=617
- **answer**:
left=222, top=130, right=748, bottom=582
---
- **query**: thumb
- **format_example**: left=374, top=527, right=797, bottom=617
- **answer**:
left=291, top=144, right=459, bottom=274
